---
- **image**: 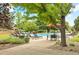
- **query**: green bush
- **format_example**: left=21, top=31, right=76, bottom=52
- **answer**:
left=6, top=36, right=25, bottom=44
left=18, top=36, right=30, bottom=43
left=71, top=36, right=79, bottom=42
left=24, top=37, right=30, bottom=43
left=19, top=36, right=25, bottom=39
left=37, top=30, right=46, bottom=33
left=0, top=35, right=30, bottom=44
left=0, top=39, right=9, bottom=44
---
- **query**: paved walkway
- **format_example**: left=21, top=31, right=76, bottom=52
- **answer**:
left=0, top=40, right=78, bottom=55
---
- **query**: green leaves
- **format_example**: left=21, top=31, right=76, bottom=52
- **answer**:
left=74, top=16, right=79, bottom=31
left=17, top=20, right=38, bottom=32
left=12, top=3, right=73, bottom=30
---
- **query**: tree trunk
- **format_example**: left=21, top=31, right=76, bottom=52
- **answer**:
left=60, top=16, right=67, bottom=47
left=47, top=27, right=50, bottom=40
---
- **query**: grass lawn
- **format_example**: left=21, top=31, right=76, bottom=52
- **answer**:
left=0, top=33, right=20, bottom=50
left=0, top=34, right=10, bottom=39
left=0, top=32, right=29, bottom=44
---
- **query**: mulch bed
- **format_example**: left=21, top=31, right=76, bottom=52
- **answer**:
left=48, top=42, right=79, bottom=53
left=0, top=44, right=20, bottom=50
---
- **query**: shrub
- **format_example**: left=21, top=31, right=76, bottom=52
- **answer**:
left=71, top=36, right=79, bottom=42
left=6, top=36, right=25, bottom=44
left=18, top=35, right=30, bottom=43
left=0, top=34, right=30, bottom=44
left=0, top=39, right=9, bottom=44
left=24, top=37, right=30, bottom=43
left=69, top=43, right=75, bottom=46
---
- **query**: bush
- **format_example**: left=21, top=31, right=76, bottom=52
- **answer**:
left=0, top=35, right=30, bottom=44
left=37, top=30, right=46, bottom=33
left=69, top=43, right=75, bottom=46
left=6, top=36, right=25, bottom=44
left=71, top=36, right=79, bottom=42
left=24, top=37, right=30, bottom=43
left=18, top=35, right=30, bottom=43
left=0, top=40, right=9, bottom=44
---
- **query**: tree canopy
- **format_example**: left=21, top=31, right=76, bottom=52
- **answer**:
left=16, top=20, right=38, bottom=32
left=12, top=3, right=73, bottom=47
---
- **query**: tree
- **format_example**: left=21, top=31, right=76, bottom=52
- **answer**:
left=15, top=12, right=23, bottom=28
left=74, top=16, right=79, bottom=32
left=13, top=3, right=58, bottom=24
left=35, top=19, right=47, bottom=31
left=54, top=3, right=73, bottom=47
left=13, top=3, right=58, bottom=40
left=65, top=21, right=72, bottom=33
left=17, top=21, right=38, bottom=32
left=0, top=3, right=12, bottom=29
left=13, top=3, right=73, bottom=47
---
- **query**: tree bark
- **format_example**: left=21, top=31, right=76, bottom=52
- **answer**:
left=60, top=16, right=67, bottom=47
left=47, top=27, right=50, bottom=40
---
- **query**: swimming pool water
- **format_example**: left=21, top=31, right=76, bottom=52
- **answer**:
left=31, top=33, right=60, bottom=37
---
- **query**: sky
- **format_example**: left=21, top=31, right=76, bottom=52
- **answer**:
left=66, top=3, right=79, bottom=26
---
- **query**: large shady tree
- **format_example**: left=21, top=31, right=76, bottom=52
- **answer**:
left=13, top=3, right=73, bottom=47
left=54, top=3, right=73, bottom=46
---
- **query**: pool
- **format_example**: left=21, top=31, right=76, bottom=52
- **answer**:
left=31, top=33, right=60, bottom=37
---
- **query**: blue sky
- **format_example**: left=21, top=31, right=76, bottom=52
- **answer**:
left=66, top=3, right=79, bottom=26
